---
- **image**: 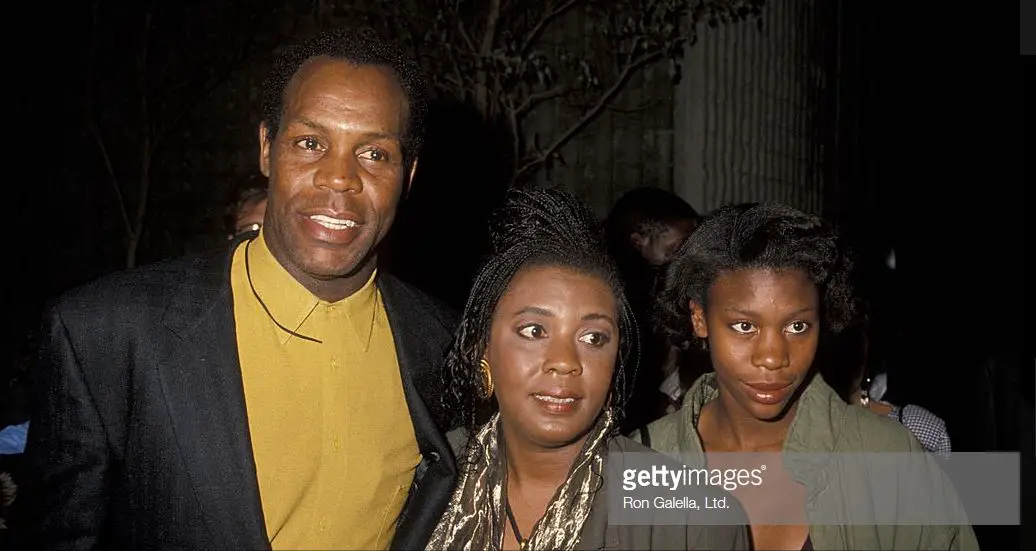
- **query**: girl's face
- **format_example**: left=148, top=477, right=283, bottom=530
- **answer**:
left=691, top=267, right=820, bottom=420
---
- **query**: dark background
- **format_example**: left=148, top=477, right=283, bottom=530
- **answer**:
left=3, top=1, right=1031, bottom=547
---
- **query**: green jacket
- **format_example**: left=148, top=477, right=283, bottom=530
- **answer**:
left=632, top=373, right=980, bottom=551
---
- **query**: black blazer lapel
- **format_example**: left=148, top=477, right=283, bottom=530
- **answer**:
left=379, top=275, right=459, bottom=550
left=156, top=244, right=269, bottom=550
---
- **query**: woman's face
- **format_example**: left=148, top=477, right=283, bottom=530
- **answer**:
left=486, top=265, right=619, bottom=450
left=691, top=267, right=819, bottom=421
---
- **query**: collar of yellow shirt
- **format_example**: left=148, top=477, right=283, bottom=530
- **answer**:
left=244, top=229, right=378, bottom=349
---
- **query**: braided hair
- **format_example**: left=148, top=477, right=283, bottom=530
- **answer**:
left=441, top=187, right=640, bottom=438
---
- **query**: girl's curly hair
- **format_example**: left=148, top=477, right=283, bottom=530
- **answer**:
left=657, top=202, right=858, bottom=353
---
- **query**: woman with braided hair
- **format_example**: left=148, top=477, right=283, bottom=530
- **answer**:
left=425, top=187, right=748, bottom=551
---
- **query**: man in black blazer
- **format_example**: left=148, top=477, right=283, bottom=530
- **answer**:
left=20, top=28, right=457, bottom=550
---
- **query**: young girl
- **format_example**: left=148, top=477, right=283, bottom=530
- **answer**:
left=637, top=203, right=976, bottom=551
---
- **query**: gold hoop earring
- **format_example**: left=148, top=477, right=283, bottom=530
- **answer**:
left=479, top=358, right=494, bottom=398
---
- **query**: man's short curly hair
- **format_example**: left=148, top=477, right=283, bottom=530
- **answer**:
left=657, top=202, right=858, bottom=352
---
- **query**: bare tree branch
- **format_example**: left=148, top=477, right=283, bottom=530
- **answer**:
left=127, top=10, right=154, bottom=269
left=509, top=107, right=521, bottom=174
left=443, top=73, right=466, bottom=94
left=83, top=1, right=135, bottom=240
left=514, top=85, right=569, bottom=119
left=519, top=0, right=584, bottom=56
left=480, top=0, right=503, bottom=56
left=473, top=0, right=504, bottom=116
left=515, top=47, right=672, bottom=183
left=86, top=122, right=134, bottom=239
left=456, top=18, right=477, bottom=54
left=605, top=96, right=664, bottom=113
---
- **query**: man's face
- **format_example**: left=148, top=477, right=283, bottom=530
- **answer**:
left=632, top=219, right=697, bottom=267
left=259, top=57, right=415, bottom=290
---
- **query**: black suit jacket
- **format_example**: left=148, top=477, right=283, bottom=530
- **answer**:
left=19, top=239, right=459, bottom=550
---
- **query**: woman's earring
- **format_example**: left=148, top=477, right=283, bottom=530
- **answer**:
left=479, top=358, right=494, bottom=398
left=859, top=377, right=871, bottom=407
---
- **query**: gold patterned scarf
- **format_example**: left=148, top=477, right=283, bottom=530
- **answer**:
left=426, top=409, right=614, bottom=551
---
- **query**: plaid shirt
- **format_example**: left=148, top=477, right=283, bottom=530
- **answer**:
left=887, top=404, right=952, bottom=455
left=869, top=373, right=952, bottom=455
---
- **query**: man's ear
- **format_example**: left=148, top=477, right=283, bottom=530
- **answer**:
left=258, top=122, right=272, bottom=177
left=689, top=301, right=708, bottom=338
